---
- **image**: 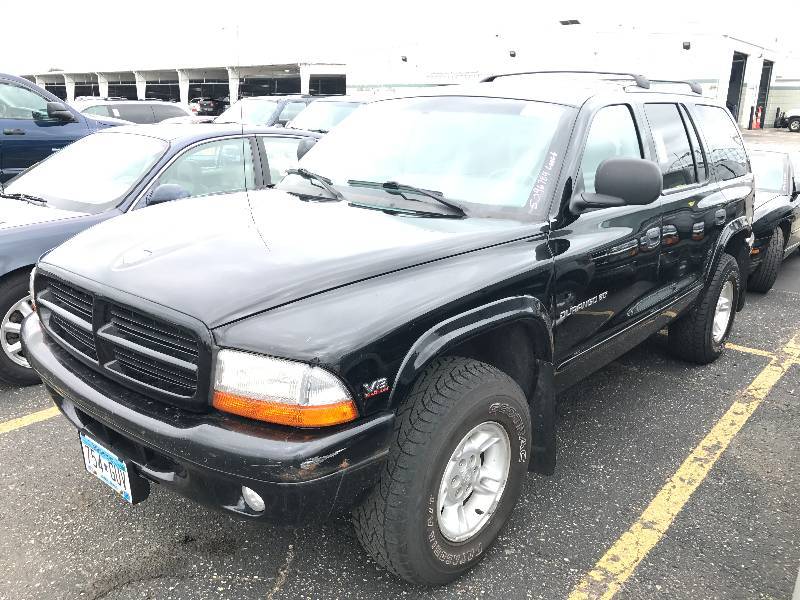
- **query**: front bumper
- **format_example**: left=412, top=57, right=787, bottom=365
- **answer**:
left=22, top=314, right=393, bottom=523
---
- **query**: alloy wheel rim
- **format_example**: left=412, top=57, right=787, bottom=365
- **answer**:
left=1, top=295, right=33, bottom=368
left=712, top=280, right=734, bottom=343
left=436, top=421, right=511, bottom=543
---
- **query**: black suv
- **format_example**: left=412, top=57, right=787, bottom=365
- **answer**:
left=22, top=72, right=754, bottom=586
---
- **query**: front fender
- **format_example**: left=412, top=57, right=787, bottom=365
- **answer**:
left=389, top=295, right=553, bottom=408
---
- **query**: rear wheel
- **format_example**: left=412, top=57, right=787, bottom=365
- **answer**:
left=352, top=357, right=531, bottom=585
left=748, top=228, right=783, bottom=293
left=0, top=272, right=39, bottom=386
left=669, top=254, right=740, bottom=364
left=789, top=118, right=800, bottom=133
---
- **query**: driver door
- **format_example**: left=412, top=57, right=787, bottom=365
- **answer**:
left=551, top=103, right=663, bottom=388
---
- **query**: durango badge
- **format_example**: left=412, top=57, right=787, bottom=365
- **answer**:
left=362, top=377, right=390, bottom=399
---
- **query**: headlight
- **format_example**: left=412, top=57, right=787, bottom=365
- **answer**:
left=28, top=266, right=37, bottom=311
left=212, top=349, right=358, bottom=427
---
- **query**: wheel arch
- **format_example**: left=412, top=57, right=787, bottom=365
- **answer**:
left=388, top=296, right=557, bottom=474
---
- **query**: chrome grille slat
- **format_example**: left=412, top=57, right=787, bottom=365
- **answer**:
left=110, top=308, right=197, bottom=361
left=114, top=348, right=197, bottom=395
left=48, top=280, right=93, bottom=321
left=50, top=313, right=98, bottom=360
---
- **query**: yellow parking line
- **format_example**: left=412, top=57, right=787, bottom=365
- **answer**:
left=569, top=334, right=800, bottom=600
left=725, top=342, right=775, bottom=358
left=0, top=406, right=60, bottom=435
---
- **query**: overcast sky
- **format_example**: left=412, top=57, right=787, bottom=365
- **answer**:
left=3, top=0, right=795, bottom=74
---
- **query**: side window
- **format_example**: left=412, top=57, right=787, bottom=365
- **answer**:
left=152, top=104, right=188, bottom=121
left=113, top=104, right=155, bottom=124
left=693, top=105, right=748, bottom=181
left=259, top=136, right=302, bottom=184
left=84, top=105, right=111, bottom=117
left=579, top=105, right=642, bottom=193
left=278, top=101, right=307, bottom=123
left=155, top=138, right=255, bottom=198
left=679, top=105, right=707, bottom=182
left=644, top=103, right=696, bottom=190
left=0, top=82, right=50, bottom=120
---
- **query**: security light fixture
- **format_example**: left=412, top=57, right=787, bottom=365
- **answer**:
left=509, top=50, right=517, bottom=58
left=401, top=56, right=408, bottom=62
left=683, top=41, right=691, bottom=50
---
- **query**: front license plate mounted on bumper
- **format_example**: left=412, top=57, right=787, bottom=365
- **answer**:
left=79, top=432, right=149, bottom=504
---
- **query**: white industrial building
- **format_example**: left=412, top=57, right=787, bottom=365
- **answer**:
left=19, top=21, right=800, bottom=130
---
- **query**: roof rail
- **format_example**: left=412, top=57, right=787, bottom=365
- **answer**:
left=648, top=79, right=703, bottom=94
left=481, top=70, right=651, bottom=89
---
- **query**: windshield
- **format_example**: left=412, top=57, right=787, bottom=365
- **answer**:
left=288, top=96, right=570, bottom=217
left=3, top=132, right=167, bottom=213
left=215, top=98, right=279, bottom=125
left=287, top=101, right=361, bottom=133
left=751, top=152, right=788, bottom=194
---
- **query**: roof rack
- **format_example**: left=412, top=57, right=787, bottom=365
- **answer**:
left=481, top=70, right=651, bottom=89
left=648, top=79, right=703, bottom=94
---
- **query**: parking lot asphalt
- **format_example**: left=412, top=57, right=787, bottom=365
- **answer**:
left=2, top=263, right=798, bottom=600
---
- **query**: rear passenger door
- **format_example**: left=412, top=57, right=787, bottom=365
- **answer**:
left=644, top=103, right=722, bottom=295
left=256, top=135, right=306, bottom=185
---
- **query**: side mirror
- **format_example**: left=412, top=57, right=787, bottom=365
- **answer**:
left=570, top=157, right=663, bottom=214
left=147, top=183, right=190, bottom=205
left=296, top=137, right=317, bottom=160
left=46, top=101, right=76, bottom=122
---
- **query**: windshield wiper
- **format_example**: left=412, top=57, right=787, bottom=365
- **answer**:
left=0, top=192, right=47, bottom=206
left=286, top=168, right=344, bottom=201
left=346, top=180, right=465, bottom=216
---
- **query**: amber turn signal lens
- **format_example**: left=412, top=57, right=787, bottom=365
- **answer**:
left=213, top=391, right=358, bottom=428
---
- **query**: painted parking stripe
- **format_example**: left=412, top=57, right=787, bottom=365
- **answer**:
left=570, top=334, right=800, bottom=600
left=0, top=406, right=59, bottom=435
left=725, top=342, right=776, bottom=358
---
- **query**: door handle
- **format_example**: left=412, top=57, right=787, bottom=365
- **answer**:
left=3, top=128, right=25, bottom=135
left=714, top=208, right=727, bottom=226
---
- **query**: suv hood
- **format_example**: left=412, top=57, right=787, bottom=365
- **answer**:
left=41, top=189, right=539, bottom=327
left=0, top=198, right=88, bottom=229
left=754, top=190, right=785, bottom=209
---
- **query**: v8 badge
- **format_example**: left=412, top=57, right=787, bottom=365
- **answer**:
left=362, top=377, right=390, bottom=399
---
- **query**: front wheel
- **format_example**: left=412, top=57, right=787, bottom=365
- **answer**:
left=0, top=272, right=39, bottom=386
left=789, top=118, right=800, bottom=133
left=669, top=253, right=740, bottom=364
left=353, top=357, right=531, bottom=585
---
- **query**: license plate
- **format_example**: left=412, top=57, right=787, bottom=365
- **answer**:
left=80, top=433, right=134, bottom=503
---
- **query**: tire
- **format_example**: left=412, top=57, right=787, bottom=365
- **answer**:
left=789, top=118, right=800, bottom=133
left=668, top=253, right=740, bottom=364
left=748, top=228, right=783, bottom=293
left=0, top=272, right=39, bottom=386
left=352, top=357, right=531, bottom=585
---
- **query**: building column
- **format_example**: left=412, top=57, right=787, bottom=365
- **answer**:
left=226, top=67, right=240, bottom=101
left=299, top=64, right=311, bottom=95
left=63, top=75, right=76, bottom=102
left=96, top=73, right=109, bottom=98
left=134, top=72, right=148, bottom=100
left=177, top=70, right=190, bottom=105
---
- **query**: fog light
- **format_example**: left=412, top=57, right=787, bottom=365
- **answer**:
left=242, top=486, right=265, bottom=512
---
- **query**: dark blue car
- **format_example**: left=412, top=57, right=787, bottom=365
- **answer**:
left=0, top=122, right=320, bottom=384
left=0, top=72, right=124, bottom=183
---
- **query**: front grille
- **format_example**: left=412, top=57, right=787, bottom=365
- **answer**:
left=50, top=312, right=98, bottom=360
left=37, top=275, right=207, bottom=410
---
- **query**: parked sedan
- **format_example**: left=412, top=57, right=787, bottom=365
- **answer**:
left=0, top=73, right=124, bottom=183
left=748, top=148, right=800, bottom=292
left=0, top=123, right=320, bottom=384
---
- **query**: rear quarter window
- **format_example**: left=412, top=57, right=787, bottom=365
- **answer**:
left=693, top=105, right=749, bottom=181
